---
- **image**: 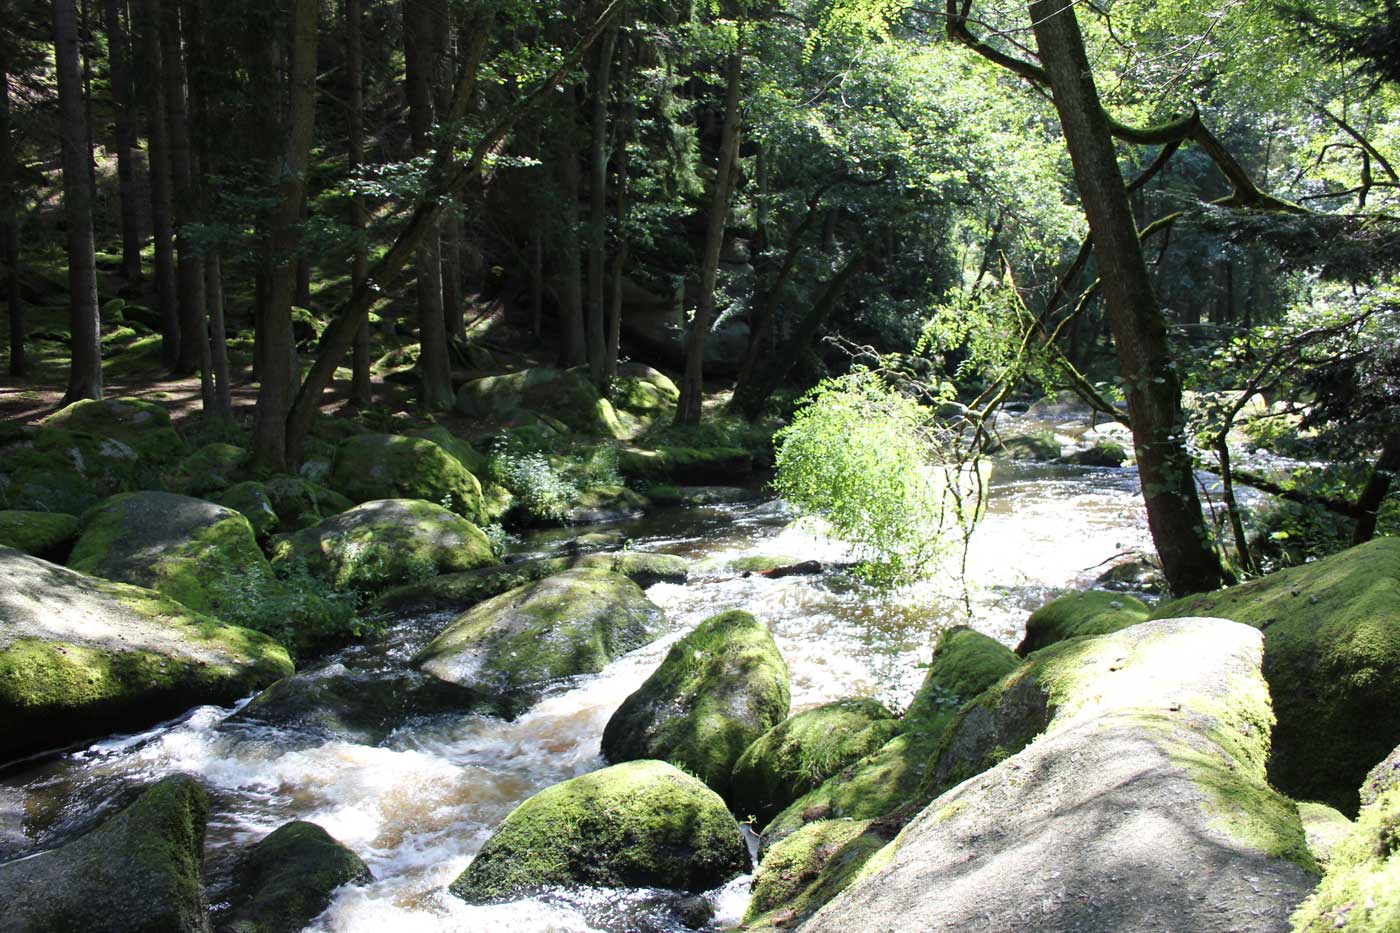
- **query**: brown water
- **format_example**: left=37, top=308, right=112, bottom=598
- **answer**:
left=0, top=455, right=1158, bottom=933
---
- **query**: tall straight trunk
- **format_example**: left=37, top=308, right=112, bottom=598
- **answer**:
left=1, top=40, right=23, bottom=377
left=138, top=0, right=179, bottom=368
left=346, top=0, right=372, bottom=407
left=252, top=0, right=318, bottom=472
left=105, top=0, right=143, bottom=286
left=1354, top=429, right=1400, bottom=545
left=404, top=0, right=453, bottom=410
left=529, top=124, right=544, bottom=341
left=586, top=24, right=617, bottom=389
left=160, top=0, right=206, bottom=376
left=55, top=0, right=103, bottom=401
left=555, top=99, right=586, bottom=367
left=676, top=47, right=742, bottom=425
left=605, top=46, right=633, bottom=384
left=1030, top=0, right=1223, bottom=596
left=205, top=253, right=232, bottom=416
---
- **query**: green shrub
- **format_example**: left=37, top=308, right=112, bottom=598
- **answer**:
left=203, top=556, right=366, bottom=660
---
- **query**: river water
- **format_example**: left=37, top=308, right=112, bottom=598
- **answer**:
left=0, top=457, right=1156, bottom=932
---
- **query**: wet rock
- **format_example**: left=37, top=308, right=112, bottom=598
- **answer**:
left=743, top=818, right=897, bottom=931
left=272, top=499, right=496, bottom=594
left=563, top=485, right=650, bottom=524
left=729, top=698, right=900, bottom=825
left=69, top=491, right=267, bottom=617
left=1016, top=590, right=1151, bottom=655
left=1152, top=537, right=1400, bottom=812
left=796, top=618, right=1318, bottom=933
left=618, top=446, right=754, bottom=485
left=455, top=367, right=627, bottom=439
left=602, top=610, right=789, bottom=798
left=449, top=760, right=749, bottom=903
left=0, top=510, right=80, bottom=560
left=0, top=775, right=211, bottom=932
left=328, top=434, right=486, bottom=523
left=762, top=627, right=1018, bottom=847
left=414, top=568, right=664, bottom=713
left=1093, top=551, right=1165, bottom=594
left=644, top=485, right=763, bottom=507
left=0, top=548, right=293, bottom=760
left=218, top=820, right=372, bottom=933
left=167, top=443, right=252, bottom=496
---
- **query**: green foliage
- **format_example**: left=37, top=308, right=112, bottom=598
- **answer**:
left=918, top=284, right=1059, bottom=393
left=774, top=371, right=960, bottom=586
left=486, top=434, right=579, bottom=523
left=203, top=555, right=366, bottom=660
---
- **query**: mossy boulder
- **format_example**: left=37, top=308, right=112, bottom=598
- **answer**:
left=1016, top=590, right=1151, bottom=655
left=795, top=618, right=1318, bottom=933
left=409, top=424, right=488, bottom=476
left=40, top=396, right=184, bottom=464
left=0, top=426, right=158, bottom=514
left=564, top=485, right=651, bottom=524
left=455, top=367, right=626, bottom=439
left=168, top=443, right=252, bottom=496
left=988, top=430, right=1061, bottom=461
left=272, top=499, right=496, bottom=594
left=645, top=485, right=763, bottom=507
left=0, top=510, right=80, bottom=560
left=730, top=699, right=900, bottom=825
left=612, top=372, right=679, bottom=415
left=601, top=610, right=790, bottom=797
left=1151, top=537, right=1400, bottom=812
left=1291, top=773, right=1400, bottom=932
left=219, top=820, right=372, bottom=933
left=217, top=482, right=280, bottom=539
left=415, top=567, right=664, bottom=712
left=0, top=775, right=210, bottom=932
left=0, top=548, right=293, bottom=760
left=762, top=627, right=1019, bottom=846
left=743, top=818, right=898, bottom=932
left=218, top=477, right=353, bottom=540
left=328, top=434, right=486, bottom=523
left=1059, top=438, right=1130, bottom=467
left=619, top=446, right=754, bottom=485
left=1361, top=744, right=1400, bottom=806
left=448, top=760, right=749, bottom=903
left=68, top=491, right=268, bottom=617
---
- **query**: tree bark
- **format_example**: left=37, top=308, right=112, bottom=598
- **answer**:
left=105, top=0, right=143, bottom=287
left=677, top=45, right=742, bottom=425
left=404, top=0, right=454, bottom=410
left=555, top=94, right=587, bottom=368
left=1354, top=428, right=1400, bottom=545
left=160, top=0, right=206, bottom=377
left=1, top=37, right=23, bottom=378
left=347, top=0, right=372, bottom=407
left=205, top=252, right=232, bottom=418
left=137, top=0, right=179, bottom=369
left=586, top=23, right=617, bottom=389
left=55, top=0, right=103, bottom=402
left=605, top=39, right=633, bottom=384
left=252, top=0, right=318, bottom=471
left=1030, top=0, right=1223, bottom=596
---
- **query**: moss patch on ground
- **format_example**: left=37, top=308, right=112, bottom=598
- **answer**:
left=0, top=510, right=80, bottom=559
left=1016, top=590, right=1151, bottom=655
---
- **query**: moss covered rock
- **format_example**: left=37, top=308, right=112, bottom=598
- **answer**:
left=601, top=610, right=790, bottom=797
left=218, top=477, right=353, bottom=540
left=564, top=485, right=651, bottom=524
left=1291, top=777, right=1400, bottom=932
left=988, top=430, right=1061, bottom=461
left=0, top=548, right=293, bottom=759
left=69, top=491, right=268, bottom=617
left=619, top=446, right=754, bottom=485
left=1151, top=537, right=1400, bottom=812
left=1060, top=438, right=1130, bottom=467
left=0, top=510, right=80, bottom=560
left=1016, top=590, right=1151, bottom=655
left=455, top=367, right=626, bottom=438
left=0, top=425, right=160, bottom=514
left=730, top=699, right=900, bottom=825
left=415, top=567, right=664, bottom=712
left=272, top=499, right=496, bottom=594
left=219, top=820, right=372, bottom=933
left=1361, top=744, right=1400, bottom=807
left=168, top=443, right=252, bottom=496
left=409, top=425, right=488, bottom=476
left=1298, top=801, right=1354, bottom=870
left=449, top=760, right=748, bottom=903
left=743, top=818, right=898, bottom=932
left=0, top=775, right=210, bottom=932
left=328, top=434, right=486, bottom=522
left=795, top=618, right=1318, bottom=933
left=40, top=396, right=184, bottom=464
left=762, top=627, right=1018, bottom=846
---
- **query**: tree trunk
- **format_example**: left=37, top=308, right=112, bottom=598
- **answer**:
left=105, top=0, right=143, bottom=287
left=586, top=24, right=617, bottom=389
left=205, top=252, right=232, bottom=418
left=160, top=0, right=206, bottom=377
left=1030, top=0, right=1223, bottom=596
left=676, top=46, right=742, bottom=425
left=138, top=0, right=179, bottom=369
left=555, top=96, right=587, bottom=367
left=252, top=0, right=318, bottom=471
left=605, top=42, right=633, bottom=384
left=346, top=0, right=372, bottom=407
left=1, top=39, right=23, bottom=378
left=55, top=0, right=103, bottom=402
left=1354, top=428, right=1400, bottom=545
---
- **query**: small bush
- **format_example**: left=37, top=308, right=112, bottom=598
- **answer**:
left=205, top=556, right=366, bottom=660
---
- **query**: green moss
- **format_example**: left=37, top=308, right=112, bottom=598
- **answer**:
left=218, top=482, right=281, bottom=538
left=618, top=446, right=754, bottom=484
left=1298, top=801, right=1355, bottom=869
left=167, top=442, right=251, bottom=496
left=989, top=431, right=1060, bottom=461
left=1291, top=785, right=1400, bottom=931
left=601, top=610, right=790, bottom=797
left=612, top=375, right=679, bottom=415
left=0, top=426, right=161, bottom=514
left=219, top=477, right=353, bottom=539
left=0, top=510, right=79, bottom=558
left=455, top=367, right=623, bottom=437
left=329, top=433, right=486, bottom=522
left=410, top=425, right=489, bottom=476
left=1152, top=537, right=1400, bottom=812
left=1017, top=590, right=1151, bottom=655
left=730, top=698, right=900, bottom=824
left=449, top=760, right=749, bottom=903
left=222, top=821, right=372, bottom=933
left=743, top=819, right=896, bottom=931
left=39, top=397, right=184, bottom=464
